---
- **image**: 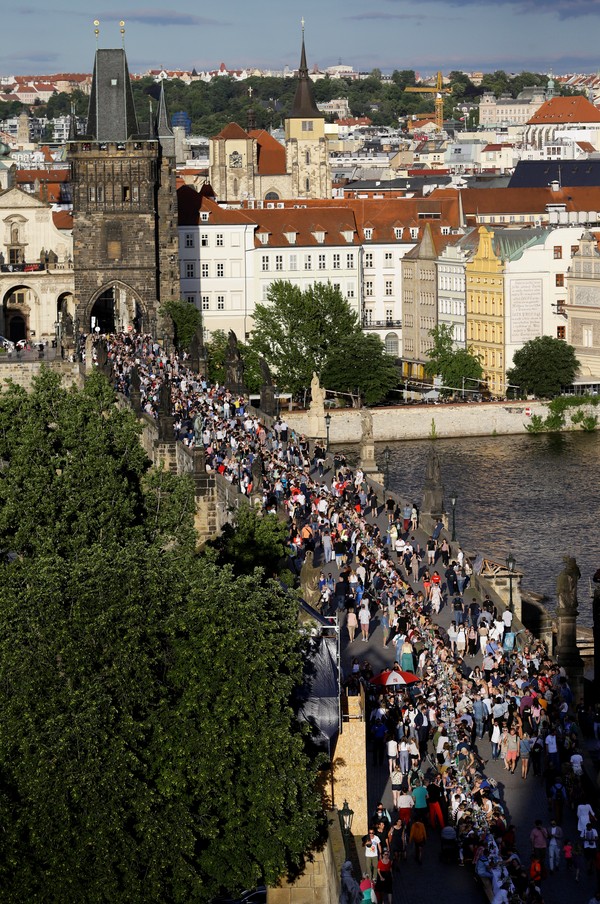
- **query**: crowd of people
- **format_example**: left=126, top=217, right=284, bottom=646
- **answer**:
left=95, top=333, right=598, bottom=904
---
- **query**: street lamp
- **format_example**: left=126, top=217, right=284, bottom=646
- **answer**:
left=383, top=445, right=391, bottom=492
left=506, top=551, right=516, bottom=613
left=450, top=492, right=457, bottom=541
left=325, top=412, right=332, bottom=452
left=338, top=800, right=354, bottom=860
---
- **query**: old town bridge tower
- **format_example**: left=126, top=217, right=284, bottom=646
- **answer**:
left=69, top=47, right=179, bottom=335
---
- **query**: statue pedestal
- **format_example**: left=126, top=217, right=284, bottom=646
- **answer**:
left=260, top=385, right=276, bottom=417
left=359, top=439, right=383, bottom=484
left=557, top=610, right=585, bottom=704
left=158, top=414, right=175, bottom=442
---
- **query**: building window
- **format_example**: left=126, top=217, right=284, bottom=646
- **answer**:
left=583, top=326, right=593, bottom=347
left=410, top=227, right=418, bottom=239
left=553, top=246, right=562, bottom=259
left=275, top=255, right=283, bottom=271
left=385, top=308, right=393, bottom=323
left=186, top=295, right=195, bottom=305
left=201, top=212, right=209, bottom=222
left=305, top=150, right=311, bottom=165
left=385, top=332, right=399, bottom=356
left=556, top=273, right=564, bottom=287
left=557, top=325, right=566, bottom=340
left=347, top=286, right=355, bottom=299
left=217, top=295, right=225, bottom=310
left=571, top=245, right=579, bottom=256
left=364, top=308, right=373, bottom=325
left=88, top=186, right=96, bottom=202
left=302, top=121, right=314, bottom=131
left=201, top=263, right=209, bottom=278
left=318, top=254, right=326, bottom=270
left=304, top=255, right=312, bottom=270
left=305, top=177, right=310, bottom=192
left=364, top=252, right=373, bottom=268
left=289, top=254, right=297, bottom=271
left=333, top=253, right=340, bottom=269
left=394, top=227, right=402, bottom=239
left=384, top=252, right=393, bottom=264
left=364, top=228, right=373, bottom=240
left=365, top=281, right=373, bottom=297
left=346, top=253, right=354, bottom=269
left=97, top=185, right=105, bottom=202
left=216, top=263, right=224, bottom=278
left=185, top=233, right=194, bottom=248
left=201, top=234, right=208, bottom=246
left=202, top=296, right=210, bottom=310
left=132, top=185, right=139, bottom=202
left=122, top=186, right=130, bottom=202
left=262, top=256, right=269, bottom=272
left=185, top=263, right=195, bottom=278
left=385, top=280, right=393, bottom=296
left=216, top=233, right=224, bottom=247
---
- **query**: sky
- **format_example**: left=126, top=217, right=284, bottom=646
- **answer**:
left=3, top=0, right=600, bottom=77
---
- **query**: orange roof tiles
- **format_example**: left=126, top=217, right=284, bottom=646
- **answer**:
left=527, top=95, right=600, bottom=125
left=52, top=210, right=72, bottom=230
left=248, top=130, right=287, bottom=175
left=213, top=122, right=249, bottom=141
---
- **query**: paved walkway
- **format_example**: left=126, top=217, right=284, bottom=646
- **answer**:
left=326, top=483, right=597, bottom=904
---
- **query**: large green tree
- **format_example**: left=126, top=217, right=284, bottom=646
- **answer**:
left=249, top=280, right=397, bottom=402
left=507, top=335, right=580, bottom=398
left=424, top=324, right=483, bottom=395
left=0, top=370, right=321, bottom=902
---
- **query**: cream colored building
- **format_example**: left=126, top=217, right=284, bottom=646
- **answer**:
left=478, top=86, right=547, bottom=128
left=0, top=186, right=73, bottom=342
left=566, top=230, right=600, bottom=381
left=209, top=35, right=331, bottom=203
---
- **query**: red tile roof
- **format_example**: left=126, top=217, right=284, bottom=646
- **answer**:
left=52, top=210, right=72, bottom=230
left=17, top=168, right=70, bottom=183
left=248, top=129, right=286, bottom=175
left=527, top=95, right=600, bottom=125
left=213, top=122, right=250, bottom=141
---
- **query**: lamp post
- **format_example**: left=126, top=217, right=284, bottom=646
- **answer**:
left=506, top=551, right=516, bottom=613
left=450, top=492, right=457, bottom=541
left=338, top=800, right=354, bottom=860
left=383, top=445, right=391, bottom=492
left=325, top=412, right=332, bottom=452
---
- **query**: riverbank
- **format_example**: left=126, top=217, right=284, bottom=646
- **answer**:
left=285, top=398, right=600, bottom=443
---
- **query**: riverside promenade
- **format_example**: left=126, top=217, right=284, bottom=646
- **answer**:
left=333, top=484, right=597, bottom=904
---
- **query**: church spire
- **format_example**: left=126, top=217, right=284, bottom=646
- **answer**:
left=155, top=81, right=175, bottom=156
left=289, top=21, right=323, bottom=119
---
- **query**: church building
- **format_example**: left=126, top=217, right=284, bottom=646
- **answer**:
left=209, top=32, right=332, bottom=203
left=69, top=46, right=179, bottom=335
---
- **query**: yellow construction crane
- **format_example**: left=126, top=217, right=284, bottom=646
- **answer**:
left=404, top=71, right=452, bottom=133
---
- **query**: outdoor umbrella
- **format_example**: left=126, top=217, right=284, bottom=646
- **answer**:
left=371, top=668, right=420, bottom=687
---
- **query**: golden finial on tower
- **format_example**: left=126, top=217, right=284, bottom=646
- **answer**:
left=120, top=20, right=126, bottom=46
left=93, top=19, right=100, bottom=46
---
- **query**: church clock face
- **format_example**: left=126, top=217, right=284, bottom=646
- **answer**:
left=229, top=151, right=242, bottom=168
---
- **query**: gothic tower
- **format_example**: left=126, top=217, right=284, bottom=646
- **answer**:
left=284, top=28, right=332, bottom=199
left=69, top=47, right=179, bottom=335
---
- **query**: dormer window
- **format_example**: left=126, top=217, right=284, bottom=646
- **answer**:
left=257, top=232, right=269, bottom=245
left=394, top=227, right=403, bottom=240
left=313, top=230, right=325, bottom=244
left=201, top=212, right=209, bottom=222
left=410, top=227, right=418, bottom=239
left=284, top=231, right=297, bottom=244
left=364, top=228, right=373, bottom=240
left=342, top=230, right=354, bottom=243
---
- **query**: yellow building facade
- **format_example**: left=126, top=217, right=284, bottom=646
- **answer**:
left=466, top=227, right=505, bottom=396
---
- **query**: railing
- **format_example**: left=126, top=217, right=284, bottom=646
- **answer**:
left=0, top=261, right=72, bottom=274
left=362, top=319, right=402, bottom=329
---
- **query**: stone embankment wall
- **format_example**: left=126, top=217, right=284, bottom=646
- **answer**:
left=287, top=400, right=549, bottom=443
left=0, top=360, right=83, bottom=392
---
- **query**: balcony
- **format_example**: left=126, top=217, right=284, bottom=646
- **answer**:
left=363, top=319, right=403, bottom=329
left=0, top=261, right=72, bottom=274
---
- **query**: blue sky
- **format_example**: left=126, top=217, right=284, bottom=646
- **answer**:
left=3, top=0, right=600, bottom=76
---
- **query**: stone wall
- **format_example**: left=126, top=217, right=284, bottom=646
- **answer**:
left=267, top=814, right=345, bottom=904
left=0, top=360, right=83, bottom=392
left=285, top=400, right=549, bottom=443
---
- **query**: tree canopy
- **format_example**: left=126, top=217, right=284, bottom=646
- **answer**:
left=161, top=300, right=201, bottom=351
left=248, top=280, right=398, bottom=402
left=424, top=324, right=483, bottom=395
left=507, top=335, right=580, bottom=398
left=0, top=370, right=321, bottom=902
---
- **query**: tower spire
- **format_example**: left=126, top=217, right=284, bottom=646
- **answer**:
left=289, top=21, right=323, bottom=119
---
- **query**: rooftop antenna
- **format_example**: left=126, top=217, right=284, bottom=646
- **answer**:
left=120, top=19, right=126, bottom=47
left=93, top=19, right=100, bottom=47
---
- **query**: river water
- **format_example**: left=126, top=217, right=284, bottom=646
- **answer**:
left=377, top=432, right=600, bottom=626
